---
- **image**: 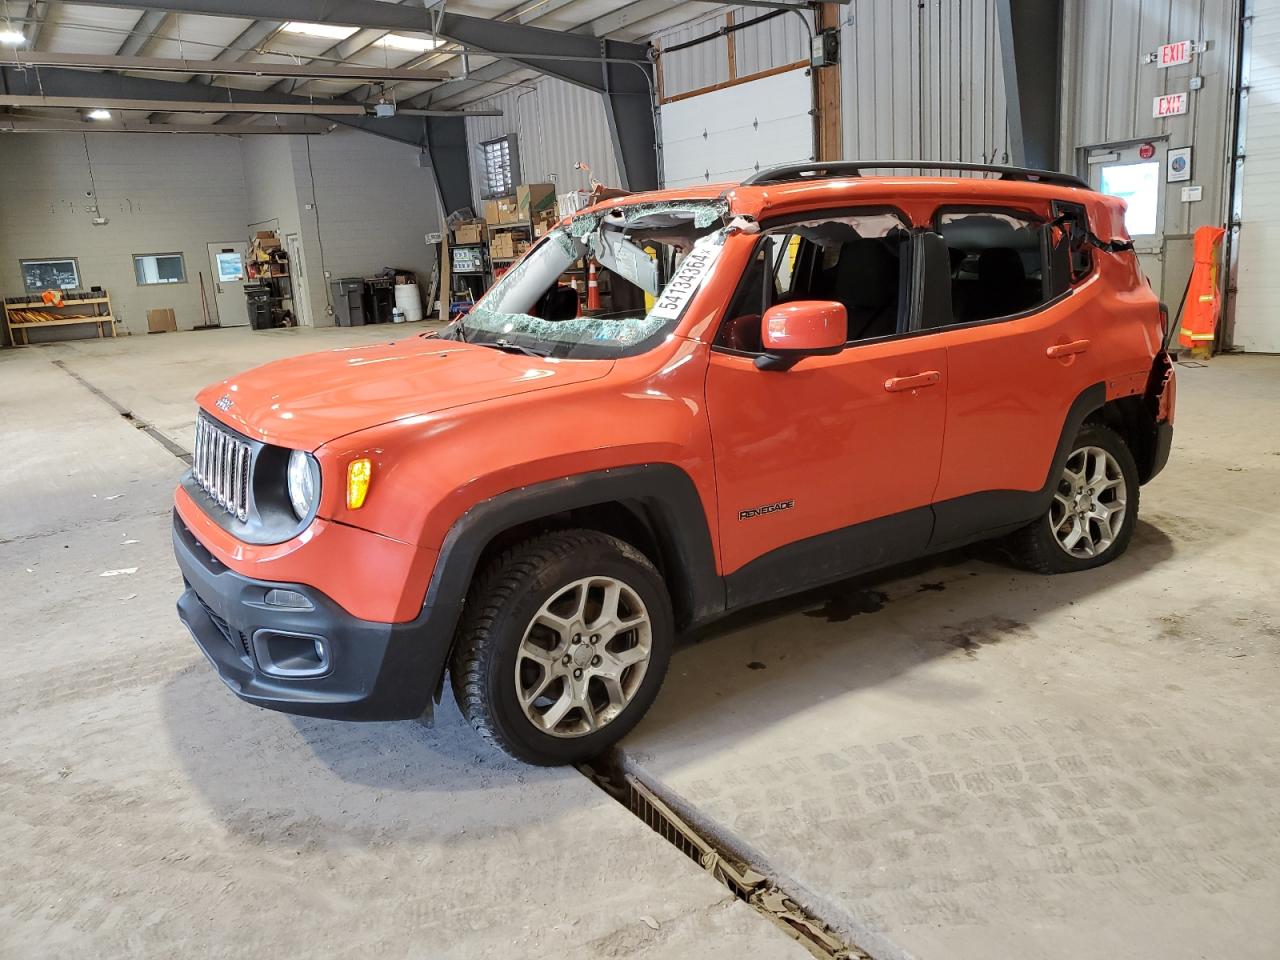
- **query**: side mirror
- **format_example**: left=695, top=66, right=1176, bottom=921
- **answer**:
left=756, top=301, right=847, bottom=371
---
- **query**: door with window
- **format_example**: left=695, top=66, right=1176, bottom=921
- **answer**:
left=705, top=211, right=948, bottom=604
left=206, top=241, right=250, bottom=327
left=283, top=233, right=311, bottom=327
left=920, top=204, right=1103, bottom=548
left=1087, top=142, right=1165, bottom=296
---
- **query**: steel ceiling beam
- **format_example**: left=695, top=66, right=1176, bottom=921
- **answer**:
left=67, top=0, right=660, bottom=190
left=0, top=65, right=478, bottom=215
left=0, top=116, right=337, bottom=134
left=0, top=93, right=494, bottom=116
left=114, top=9, right=170, bottom=56
left=5, top=50, right=453, bottom=82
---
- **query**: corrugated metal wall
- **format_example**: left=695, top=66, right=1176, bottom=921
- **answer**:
left=652, top=2, right=1010, bottom=166
left=463, top=75, right=620, bottom=211
left=840, top=0, right=1010, bottom=164
left=1064, top=0, right=1237, bottom=239
left=655, top=6, right=812, bottom=101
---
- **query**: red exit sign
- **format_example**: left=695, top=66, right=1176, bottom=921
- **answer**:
left=1158, top=40, right=1192, bottom=67
left=1153, top=92, right=1188, bottom=118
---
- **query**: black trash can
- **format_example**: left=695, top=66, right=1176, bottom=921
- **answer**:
left=244, top=283, right=273, bottom=330
left=330, top=278, right=367, bottom=326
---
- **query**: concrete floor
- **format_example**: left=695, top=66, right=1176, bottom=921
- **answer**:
left=3, top=326, right=1278, bottom=959
left=0, top=328, right=805, bottom=960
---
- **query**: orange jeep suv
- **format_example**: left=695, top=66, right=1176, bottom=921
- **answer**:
left=173, top=162, right=1176, bottom=765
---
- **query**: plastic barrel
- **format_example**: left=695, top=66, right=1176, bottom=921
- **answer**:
left=394, top=283, right=424, bottom=323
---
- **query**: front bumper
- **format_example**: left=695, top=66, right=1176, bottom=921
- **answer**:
left=173, top=511, right=451, bottom=721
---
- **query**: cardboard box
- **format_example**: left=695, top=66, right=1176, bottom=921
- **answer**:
left=517, top=183, right=557, bottom=223
left=146, top=307, right=177, bottom=334
left=254, top=230, right=276, bottom=240
left=257, top=237, right=281, bottom=250
left=489, top=232, right=515, bottom=259
left=453, top=221, right=483, bottom=245
left=483, top=197, right=517, bottom=225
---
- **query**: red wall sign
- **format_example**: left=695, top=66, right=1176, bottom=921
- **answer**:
left=1138, top=142, right=1156, bottom=159
left=1158, top=41, right=1192, bottom=68
left=1153, top=93, right=1188, bottom=118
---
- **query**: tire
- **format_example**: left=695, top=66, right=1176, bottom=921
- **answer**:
left=1005, top=423, right=1140, bottom=574
left=449, top=529, right=674, bottom=765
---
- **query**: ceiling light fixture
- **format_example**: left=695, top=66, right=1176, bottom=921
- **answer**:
left=0, top=29, right=25, bottom=44
left=281, top=21, right=359, bottom=41
left=379, top=34, right=441, bottom=53
left=87, top=109, right=112, bottom=120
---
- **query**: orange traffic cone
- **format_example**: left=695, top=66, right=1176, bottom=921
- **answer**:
left=586, top=260, right=601, bottom=312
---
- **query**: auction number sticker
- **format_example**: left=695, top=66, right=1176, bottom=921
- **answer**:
left=648, top=236, right=725, bottom=323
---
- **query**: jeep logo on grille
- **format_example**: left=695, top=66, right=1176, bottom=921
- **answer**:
left=739, top=499, right=795, bottom=521
left=215, top=394, right=233, bottom=411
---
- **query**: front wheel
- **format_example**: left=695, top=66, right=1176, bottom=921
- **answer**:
left=450, top=529, right=673, bottom=765
left=1006, top=423, right=1139, bottom=574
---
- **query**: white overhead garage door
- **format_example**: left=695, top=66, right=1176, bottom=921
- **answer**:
left=660, top=67, right=814, bottom=188
left=1232, top=0, right=1280, bottom=353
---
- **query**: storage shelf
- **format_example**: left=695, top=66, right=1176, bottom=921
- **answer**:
left=9, top=314, right=115, bottom=329
left=486, top=221, right=532, bottom=231
left=6, top=296, right=111, bottom=309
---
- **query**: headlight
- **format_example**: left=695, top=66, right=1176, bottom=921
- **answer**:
left=286, top=450, right=320, bottom=520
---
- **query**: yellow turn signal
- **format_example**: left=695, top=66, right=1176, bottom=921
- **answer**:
left=346, top=458, right=372, bottom=509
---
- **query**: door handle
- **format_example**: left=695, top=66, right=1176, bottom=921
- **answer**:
left=1046, top=339, right=1090, bottom=359
left=884, top=371, right=942, bottom=392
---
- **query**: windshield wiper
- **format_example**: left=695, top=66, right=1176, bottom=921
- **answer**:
left=473, top=338, right=551, bottom=358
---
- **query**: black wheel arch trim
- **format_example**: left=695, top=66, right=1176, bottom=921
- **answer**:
left=423, top=464, right=725, bottom=663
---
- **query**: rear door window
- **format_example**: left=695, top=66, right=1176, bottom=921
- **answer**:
left=936, top=209, right=1052, bottom=324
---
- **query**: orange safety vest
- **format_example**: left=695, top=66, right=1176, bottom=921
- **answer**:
left=1178, top=225, right=1226, bottom=350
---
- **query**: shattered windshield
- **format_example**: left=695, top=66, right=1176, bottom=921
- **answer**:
left=439, top=199, right=729, bottom=359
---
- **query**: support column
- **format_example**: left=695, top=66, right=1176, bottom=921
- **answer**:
left=996, top=0, right=1064, bottom=170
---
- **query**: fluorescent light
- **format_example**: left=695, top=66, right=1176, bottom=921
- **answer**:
left=379, top=33, right=441, bottom=53
left=0, top=29, right=25, bottom=44
left=281, top=21, right=359, bottom=41
left=87, top=109, right=112, bottom=120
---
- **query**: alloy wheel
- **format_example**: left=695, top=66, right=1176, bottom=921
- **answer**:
left=514, top=576, right=653, bottom=738
left=1049, top=444, right=1128, bottom=559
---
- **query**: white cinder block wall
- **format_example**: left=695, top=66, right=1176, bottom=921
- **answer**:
left=1, top=129, right=441, bottom=340
left=0, top=133, right=250, bottom=339
left=285, top=129, right=441, bottom=326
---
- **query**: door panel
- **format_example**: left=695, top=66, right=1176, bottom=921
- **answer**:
left=706, top=340, right=948, bottom=585
left=206, top=241, right=249, bottom=328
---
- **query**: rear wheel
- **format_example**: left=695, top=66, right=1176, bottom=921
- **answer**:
left=450, top=529, right=673, bottom=765
left=1006, top=423, right=1139, bottom=574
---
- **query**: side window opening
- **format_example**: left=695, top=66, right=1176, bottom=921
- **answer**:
left=1049, top=200, right=1096, bottom=288
left=937, top=210, right=1052, bottom=323
left=716, top=212, right=911, bottom=353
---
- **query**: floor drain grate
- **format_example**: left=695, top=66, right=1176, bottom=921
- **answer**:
left=581, top=759, right=871, bottom=960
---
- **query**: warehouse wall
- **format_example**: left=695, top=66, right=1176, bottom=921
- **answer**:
left=650, top=2, right=1010, bottom=167
left=0, top=129, right=442, bottom=342
left=463, top=75, right=621, bottom=209
left=1063, top=0, right=1238, bottom=310
left=287, top=128, right=440, bottom=324
left=0, top=133, right=250, bottom=339
left=841, top=0, right=1010, bottom=164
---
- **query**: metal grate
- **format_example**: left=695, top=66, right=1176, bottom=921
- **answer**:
left=192, top=415, right=252, bottom=522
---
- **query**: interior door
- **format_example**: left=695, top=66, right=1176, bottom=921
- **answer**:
left=206, top=241, right=249, bottom=327
left=283, top=233, right=311, bottom=327
left=1087, top=143, right=1165, bottom=295
left=706, top=339, right=947, bottom=606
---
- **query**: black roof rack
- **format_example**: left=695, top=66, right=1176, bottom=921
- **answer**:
left=741, top=160, right=1090, bottom=191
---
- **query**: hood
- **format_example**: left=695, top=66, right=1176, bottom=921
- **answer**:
left=196, top=337, right=613, bottom=450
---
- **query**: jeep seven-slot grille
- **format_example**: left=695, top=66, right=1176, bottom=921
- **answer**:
left=192, top=415, right=251, bottom=521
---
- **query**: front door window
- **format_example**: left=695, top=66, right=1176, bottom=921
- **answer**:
left=1098, top=160, right=1161, bottom=237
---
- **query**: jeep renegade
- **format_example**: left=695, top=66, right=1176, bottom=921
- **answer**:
left=173, top=161, right=1176, bottom=765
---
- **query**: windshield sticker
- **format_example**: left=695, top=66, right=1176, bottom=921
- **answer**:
left=647, top=234, right=725, bottom=323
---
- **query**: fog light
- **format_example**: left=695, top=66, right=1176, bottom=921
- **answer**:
left=347, top=457, right=372, bottom=509
left=314, top=639, right=325, bottom=659
left=264, top=588, right=312, bottom=609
